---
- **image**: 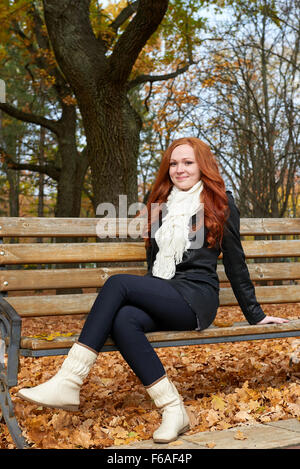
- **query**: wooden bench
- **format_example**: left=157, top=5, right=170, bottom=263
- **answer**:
left=0, top=216, right=299, bottom=448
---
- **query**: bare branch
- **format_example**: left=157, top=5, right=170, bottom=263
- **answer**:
left=0, top=147, right=61, bottom=181
left=128, top=61, right=196, bottom=90
left=0, top=103, right=60, bottom=135
left=109, top=0, right=168, bottom=84
left=110, top=1, right=139, bottom=32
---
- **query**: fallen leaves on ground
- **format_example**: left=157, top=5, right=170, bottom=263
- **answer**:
left=0, top=303, right=299, bottom=449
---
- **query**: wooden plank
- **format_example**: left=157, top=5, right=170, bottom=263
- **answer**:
left=0, top=266, right=146, bottom=291
left=19, top=319, right=300, bottom=350
left=240, top=218, right=300, bottom=235
left=20, top=334, right=82, bottom=350
left=0, top=217, right=299, bottom=237
left=0, top=218, right=135, bottom=238
left=4, top=284, right=300, bottom=318
left=0, top=241, right=147, bottom=265
left=240, top=240, right=300, bottom=258
left=137, top=319, right=300, bottom=341
left=1, top=262, right=299, bottom=291
left=218, top=262, right=300, bottom=282
left=219, top=285, right=300, bottom=305
left=0, top=217, right=101, bottom=237
left=0, top=239, right=299, bottom=265
left=6, top=293, right=97, bottom=317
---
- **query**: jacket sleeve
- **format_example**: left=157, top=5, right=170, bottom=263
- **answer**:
left=221, top=191, right=266, bottom=325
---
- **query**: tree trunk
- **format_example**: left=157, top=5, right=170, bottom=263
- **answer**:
left=81, top=85, right=141, bottom=212
left=38, top=126, right=45, bottom=218
left=53, top=104, right=90, bottom=294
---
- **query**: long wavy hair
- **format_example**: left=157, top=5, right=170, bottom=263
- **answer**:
left=142, top=137, right=229, bottom=250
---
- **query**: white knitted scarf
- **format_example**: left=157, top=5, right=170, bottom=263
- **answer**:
left=152, top=180, right=204, bottom=279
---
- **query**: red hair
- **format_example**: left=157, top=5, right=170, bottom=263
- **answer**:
left=143, top=137, right=229, bottom=249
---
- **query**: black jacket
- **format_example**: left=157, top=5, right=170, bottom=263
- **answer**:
left=145, top=190, right=266, bottom=329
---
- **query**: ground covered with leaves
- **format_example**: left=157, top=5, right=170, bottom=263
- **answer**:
left=1, top=303, right=300, bottom=449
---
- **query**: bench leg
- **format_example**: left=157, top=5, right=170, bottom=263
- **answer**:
left=0, top=379, right=30, bottom=449
left=0, top=297, right=30, bottom=448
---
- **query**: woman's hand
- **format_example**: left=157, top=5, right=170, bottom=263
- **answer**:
left=256, top=315, right=289, bottom=325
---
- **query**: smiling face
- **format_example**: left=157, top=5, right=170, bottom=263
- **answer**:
left=169, top=144, right=201, bottom=191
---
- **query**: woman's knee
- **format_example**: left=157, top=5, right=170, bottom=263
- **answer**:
left=104, top=273, right=133, bottom=290
left=105, top=273, right=123, bottom=286
left=100, top=274, right=128, bottom=297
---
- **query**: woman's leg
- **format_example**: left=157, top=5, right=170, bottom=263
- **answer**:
left=110, top=304, right=193, bottom=443
left=17, top=343, right=97, bottom=410
left=78, top=274, right=197, bottom=353
left=110, top=305, right=166, bottom=386
left=18, top=274, right=196, bottom=414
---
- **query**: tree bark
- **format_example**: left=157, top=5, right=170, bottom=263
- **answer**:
left=82, top=85, right=142, bottom=211
left=55, top=103, right=89, bottom=217
left=38, top=125, right=45, bottom=218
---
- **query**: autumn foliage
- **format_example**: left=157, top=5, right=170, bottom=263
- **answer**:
left=0, top=303, right=299, bottom=449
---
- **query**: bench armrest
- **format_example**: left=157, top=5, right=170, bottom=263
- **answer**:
left=0, top=297, right=22, bottom=387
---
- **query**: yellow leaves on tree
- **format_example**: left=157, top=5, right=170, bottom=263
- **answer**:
left=0, top=0, right=30, bottom=40
left=146, top=77, right=200, bottom=138
left=202, top=57, right=254, bottom=89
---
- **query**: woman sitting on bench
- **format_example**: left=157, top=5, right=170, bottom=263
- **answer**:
left=18, top=137, right=288, bottom=444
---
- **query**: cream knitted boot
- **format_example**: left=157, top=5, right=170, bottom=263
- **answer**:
left=146, top=376, right=190, bottom=443
left=17, top=343, right=97, bottom=411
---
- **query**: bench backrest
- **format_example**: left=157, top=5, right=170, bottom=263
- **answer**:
left=0, top=217, right=299, bottom=318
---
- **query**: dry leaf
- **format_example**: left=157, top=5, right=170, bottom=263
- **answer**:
left=211, top=395, right=226, bottom=411
left=213, top=319, right=234, bottom=328
left=286, top=403, right=300, bottom=417
left=30, top=332, right=75, bottom=341
left=73, top=428, right=92, bottom=448
left=169, top=440, right=183, bottom=446
left=206, top=409, right=220, bottom=427
left=206, top=442, right=216, bottom=448
left=234, top=430, right=247, bottom=440
left=234, top=410, right=252, bottom=422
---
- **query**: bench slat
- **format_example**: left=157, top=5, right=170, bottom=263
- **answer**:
left=1, top=263, right=299, bottom=291
left=1, top=217, right=300, bottom=237
left=19, top=319, right=300, bottom=350
left=242, top=239, right=300, bottom=257
left=0, top=267, right=146, bottom=291
left=220, top=284, right=300, bottom=305
left=219, top=262, right=300, bottom=281
left=0, top=240, right=299, bottom=265
left=240, top=218, right=300, bottom=235
left=5, top=285, right=300, bottom=318
left=0, top=242, right=146, bottom=264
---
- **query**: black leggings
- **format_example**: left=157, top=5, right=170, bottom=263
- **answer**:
left=78, top=274, right=197, bottom=386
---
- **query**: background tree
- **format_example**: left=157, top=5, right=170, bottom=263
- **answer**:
left=0, top=1, right=88, bottom=218
left=190, top=0, right=300, bottom=217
